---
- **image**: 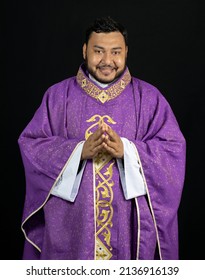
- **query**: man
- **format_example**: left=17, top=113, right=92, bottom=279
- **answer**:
left=18, top=16, right=186, bottom=260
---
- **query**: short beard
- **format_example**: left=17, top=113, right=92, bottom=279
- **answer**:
left=84, top=58, right=126, bottom=84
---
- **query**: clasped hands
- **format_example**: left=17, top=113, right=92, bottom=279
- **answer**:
left=81, top=121, right=124, bottom=160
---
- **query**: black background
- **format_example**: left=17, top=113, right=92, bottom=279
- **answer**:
left=3, top=0, right=205, bottom=260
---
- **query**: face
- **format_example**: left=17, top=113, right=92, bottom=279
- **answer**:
left=83, top=31, right=128, bottom=84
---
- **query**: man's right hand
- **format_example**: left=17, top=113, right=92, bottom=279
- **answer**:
left=81, top=123, right=106, bottom=160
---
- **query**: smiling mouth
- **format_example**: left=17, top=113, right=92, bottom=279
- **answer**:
left=98, top=66, right=117, bottom=75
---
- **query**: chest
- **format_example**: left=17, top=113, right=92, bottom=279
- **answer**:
left=65, top=85, right=137, bottom=141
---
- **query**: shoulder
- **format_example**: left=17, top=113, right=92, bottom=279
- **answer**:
left=32, top=76, right=75, bottom=112
left=47, top=76, right=75, bottom=95
left=132, top=77, right=162, bottom=96
left=41, top=76, right=76, bottom=103
left=131, top=76, right=168, bottom=105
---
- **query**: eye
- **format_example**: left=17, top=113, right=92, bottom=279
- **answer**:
left=94, top=49, right=103, bottom=54
left=112, top=51, right=121, bottom=55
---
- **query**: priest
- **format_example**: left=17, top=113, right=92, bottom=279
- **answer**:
left=18, top=16, right=186, bottom=260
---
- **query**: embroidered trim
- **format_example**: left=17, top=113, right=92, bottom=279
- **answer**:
left=135, top=198, right=140, bottom=260
left=95, top=155, right=114, bottom=260
left=85, top=114, right=116, bottom=260
left=76, top=67, right=131, bottom=103
left=93, top=160, right=97, bottom=260
left=85, top=115, right=116, bottom=140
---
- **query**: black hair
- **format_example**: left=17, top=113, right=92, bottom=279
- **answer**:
left=85, top=16, right=128, bottom=46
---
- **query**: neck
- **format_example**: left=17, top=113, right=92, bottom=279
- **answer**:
left=88, top=74, right=111, bottom=88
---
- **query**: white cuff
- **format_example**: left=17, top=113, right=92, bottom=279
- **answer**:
left=117, top=137, right=146, bottom=200
left=51, top=142, right=86, bottom=202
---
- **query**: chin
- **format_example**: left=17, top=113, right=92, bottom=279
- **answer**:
left=98, top=77, right=115, bottom=84
left=96, top=72, right=119, bottom=84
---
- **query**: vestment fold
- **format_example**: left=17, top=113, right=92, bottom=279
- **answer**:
left=18, top=65, right=186, bottom=259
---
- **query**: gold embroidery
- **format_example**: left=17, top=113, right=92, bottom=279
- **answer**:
left=85, top=115, right=116, bottom=140
left=98, top=91, right=109, bottom=103
left=82, top=79, right=87, bottom=87
left=95, top=159, right=114, bottom=259
left=77, top=67, right=131, bottom=103
left=96, top=238, right=112, bottom=260
left=85, top=115, right=116, bottom=260
left=120, top=80, right=125, bottom=89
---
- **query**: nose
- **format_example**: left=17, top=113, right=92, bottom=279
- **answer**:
left=102, top=52, right=112, bottom=65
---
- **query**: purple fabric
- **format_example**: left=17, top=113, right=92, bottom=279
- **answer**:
left=18, top=65, right=186, bottom=260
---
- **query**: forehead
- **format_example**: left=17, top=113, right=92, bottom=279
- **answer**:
left=88, top=31, right=126, bottom=48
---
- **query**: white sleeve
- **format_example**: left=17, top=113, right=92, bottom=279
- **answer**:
left=116, top=137, right=146, bottom=200
left=51, top=141, right=86, bottom=202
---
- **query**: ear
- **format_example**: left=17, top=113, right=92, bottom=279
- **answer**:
left=125, top=46, right=128, bottom=57
left=83, top=43, right=87, bottom=60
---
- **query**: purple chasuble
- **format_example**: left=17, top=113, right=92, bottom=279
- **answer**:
left=18, top=64, right=186, bottom=260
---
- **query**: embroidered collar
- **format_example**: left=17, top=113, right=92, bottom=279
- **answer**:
left=76, top=66, right=131, bottom=103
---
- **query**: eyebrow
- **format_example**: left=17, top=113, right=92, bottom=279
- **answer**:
left=93, top=45, right=122, bottom=50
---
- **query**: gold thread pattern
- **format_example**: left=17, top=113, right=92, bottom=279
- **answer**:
left=85, top=115, right=116, bottom=260
left=77, top=67, right=131, bottom=103
left=95, top=158, right=115, bottom=260
left=85, top=115, right=116, bottom=140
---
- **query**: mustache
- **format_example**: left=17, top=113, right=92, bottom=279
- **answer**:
left=97, top=64, right=117, bottom=70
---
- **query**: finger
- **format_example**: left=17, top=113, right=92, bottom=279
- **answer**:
left=93, top=133, right=106, bottom=148
left=104, top=132, right=120, bottom=148
left=90, top=127, right=104, bottom=141
left=105, top=125, right=118, bottom=141
left=82, top=136, right=105, bottom=159
left=103, top=135, right=115, bottom=148
left=92, top=142, right=106, bottom=156
left=103, top=135, right=124, bottom=158
left=98, top=121, right=107, bottom=134
left=102, top=142, right=122, bottom=158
